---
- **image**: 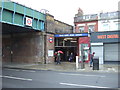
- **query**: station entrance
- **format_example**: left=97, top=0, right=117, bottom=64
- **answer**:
left=55, top=37, right=78, bottom=62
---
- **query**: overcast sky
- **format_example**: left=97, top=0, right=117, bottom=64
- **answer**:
left=11, top=0, right=119, bottom=25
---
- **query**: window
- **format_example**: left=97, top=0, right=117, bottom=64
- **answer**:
left=116, top=23, right=120, bottom=30
left=88, top=25, right=95, bottom=32
left=85, top=15, right=90, bottom=20
left=79, top=26, right=84, bottom=32
left=103, top=23, right=109, bottom=31
left=100, top=13, right=108, bottom=19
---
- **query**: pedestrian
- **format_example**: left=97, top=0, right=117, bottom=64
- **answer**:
left=69, top=52, right=74, bottom=62
left=56, top=51, right=61, bottom=64
left=54, top=52, right=58, bottom=62
left=90, top=52, right=95, bottom=67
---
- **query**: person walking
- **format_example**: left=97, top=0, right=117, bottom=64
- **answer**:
left=90, top=52, right=95, bottom=67
left=56, top=51, right=61, bottom=64
left=69, top=52, right=74, bottom=62
left=54, top=52, right=58, bottom=62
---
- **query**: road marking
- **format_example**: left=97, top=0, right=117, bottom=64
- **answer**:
left=59, top=73, right=106, bottom=77
left=0, top=75, right=32, bottom=81
left=4, top=68, right=36, bottom=73
left=60, top=82, right=110, bottom=88
left=5, top=69, right=20, bottom=71
left=22, top=70, right=36, bottom=72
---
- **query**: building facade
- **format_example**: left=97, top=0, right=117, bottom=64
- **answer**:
left=74, top=9, right=98, bottom=63
left=43, top=14, right=73, bottom=63
left=74, top=9, right=120, bottom=64
left=91, top=11, right=120, bottom=64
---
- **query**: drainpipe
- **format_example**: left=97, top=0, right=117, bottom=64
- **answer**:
left=44, top=33, right=46, bottom=64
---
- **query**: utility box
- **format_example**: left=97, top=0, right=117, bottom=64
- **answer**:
left=93, top=56, right=99, bottom=70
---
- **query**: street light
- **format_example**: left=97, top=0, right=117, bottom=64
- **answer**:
left=40, top=9, right=49, bottom=14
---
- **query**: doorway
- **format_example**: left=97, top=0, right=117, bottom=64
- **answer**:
left=55, top=37, right=78, bottom=62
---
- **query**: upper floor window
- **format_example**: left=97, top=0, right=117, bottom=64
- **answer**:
left=79, top=26, right=84, bottom=32
left=100, top=13, right=108, bottom=19
left=88, top=25, right=95, bottom=32
left=103, top=23, right=109, bottom=31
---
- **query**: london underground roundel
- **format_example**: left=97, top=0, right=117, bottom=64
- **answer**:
left=27, top=19, right=32, bottom=25
left=49, top=37, right=53, bottom=43
left=26, top=17, right=32, bottom=26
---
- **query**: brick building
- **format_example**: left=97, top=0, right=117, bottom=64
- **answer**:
left=74, top=8, right=120, bottom=64
left=74, top=8, right=98, bottom=62
left=45, top=14, right=73, bottom=63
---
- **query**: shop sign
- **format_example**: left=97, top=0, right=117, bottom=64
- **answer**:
left=91, top=31, right=120, bottom=43
left=97, top=34, right=119, bottom=39
left=26, top=17, right=32, bottom=26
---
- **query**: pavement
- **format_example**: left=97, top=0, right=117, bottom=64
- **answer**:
left=2, top=62, right=119, bottom=73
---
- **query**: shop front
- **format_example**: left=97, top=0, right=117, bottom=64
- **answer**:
left=91, top=31, right=120, bottom=64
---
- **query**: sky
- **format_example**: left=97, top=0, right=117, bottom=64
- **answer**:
left=11, top=0, right=119, bottom=25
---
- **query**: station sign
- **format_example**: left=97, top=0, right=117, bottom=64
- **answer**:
left=26, top=17, right=33, bottom=26
left=49, top=37, right=53, bottom=43
left=54, top=33, right=88, bottom=37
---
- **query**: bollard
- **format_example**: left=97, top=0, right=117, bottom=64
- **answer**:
left=76, top=56, right=79, bottom=69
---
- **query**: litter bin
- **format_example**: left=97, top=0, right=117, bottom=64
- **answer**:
left=93, top=56, right=99, bottom=70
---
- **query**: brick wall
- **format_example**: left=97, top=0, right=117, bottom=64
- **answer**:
left=45, top=34, right=55, bottom=63
left=2, top=32, right=44, bottom=64
left=75, top=20, right=98, bottom=33
left=45, top=14, right=73, bottom=63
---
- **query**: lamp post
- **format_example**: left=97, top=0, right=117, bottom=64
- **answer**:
left=40, top=9, right=49, bottom=14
